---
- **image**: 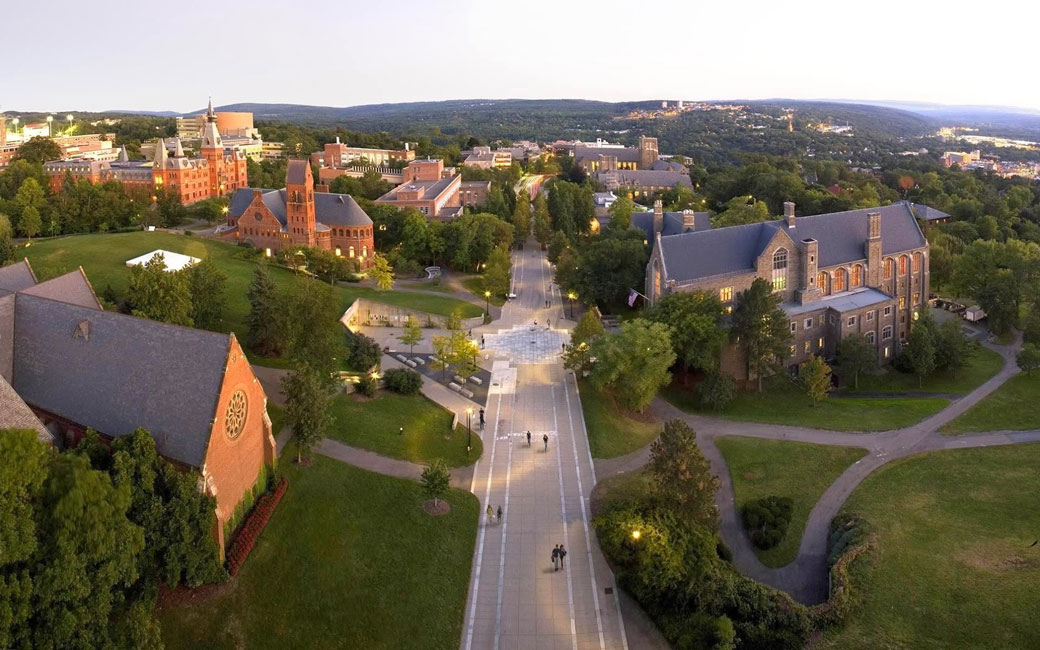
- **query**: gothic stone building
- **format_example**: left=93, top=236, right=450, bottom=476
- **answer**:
left=646, top=201, right=930, bottom=378
left=0, top=260, right=276, bottom=555
left=227, top=159, right=376, bottom=268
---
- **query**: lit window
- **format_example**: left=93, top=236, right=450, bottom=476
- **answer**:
left=349, top=246, right=355, bottom=258
left=884, top=258, right=893, bottom=279
left=817, top=271, right=829, bottom=293
left=720, top=287, right=733, bottom=302
left=789, top=345, right=796, bottom=356
left=884, top=346, right=890, bottom=358
left=913, top=293, right=920, bottom=305
left=899, top=296, right=906, bottom=309
left=817, top=337, right=823, bottom=348
left=912, top=252, right=922, bottom=273
left=899, top=255, right=908, bottom=275
left=833, top=268, right=847, bottom=291
left=804, top=341, right=811, bottom=353
left=772, top=248, right=788, bottom=291
left=913, top=311, right=919, bottom=321
left=851, top=264, right=862, bottom=287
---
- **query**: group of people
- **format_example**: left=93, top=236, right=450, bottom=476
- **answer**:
left=486, top=504, right=503, bottom=524
left=523, top=430, right=550, bottom=451
left=551, top=544, right=568, bottom=571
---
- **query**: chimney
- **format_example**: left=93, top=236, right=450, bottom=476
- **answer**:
left=682, top=209, right=697, bottom=232
left=335, top=136, right=340, bottom=144
left=868, top=211, right=881, bottom=240
left=784, top=201, right=796, bottom=228
left=653, top=199, right=664, bottom=235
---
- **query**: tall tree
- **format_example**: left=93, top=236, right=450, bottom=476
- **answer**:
left=933, top=317, right=973, bottom=375
left=482, top=245, right=512, bottom=298
left=589, top=319, right=675, bottom=412
left=247, top=263, right=283, bottom=356
left=398, top=315, right=423, bottom=356
left=647, top=419, right=720, bottom=531
left=126, top=253, right=193, bottom=326
left=14, top=136, right=62, bottom=164
left=646, top=291, right=727, bottom=372
left=0, top=213, right=14, bottom=265
left=282, top=364, right=332, bottom=463
left=511, top=189, right=531, bottom=245
left=282, top=279, right=341, bottom=379
left=563, top=308, right=605, bottom=373
left=904, top=323, right=936, bottom=387
left=184, top=258, right=227, bottom=331
left=14, top=177, right=46, bottom=239
left=533, top=192, right=552, bottom=245
left=730, top=278, right=792, bottom=391
left=369, top=251, right=395, bottom=291
left=607, top=195, right=635, bottom=232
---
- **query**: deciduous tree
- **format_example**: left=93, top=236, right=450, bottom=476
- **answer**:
left=283, top=364, right=332, bottom=463
left=127, top=253, right=193, bottom=326
left=420, top=459, right=451, bottom=509
left=836, top=335, right=875, bottom=390
left=589, top=319, right=675, bottom=412
left=369, top=251, right=395, bottom=291
left=398, top=315, right=423, bottom=355
left=801, top=356, right=832, bottom=406
left=184, top=258, right=227, bottom=331
left=730, top=278, right=792, bottom=391
left=646, top=291, right=727, bottom=372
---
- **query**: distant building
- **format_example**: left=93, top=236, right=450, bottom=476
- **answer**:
left=595, top=168, right=693, bottom=197
left=574, top=136, right=662, bottom=172
left=462, top=145, right=512, bottom=170
left=0, top=260, right=276, bottom=557
left=322, top=137, right=415, bottom=168
left=177, top=110, right=260, bottom=140
left=594, top=199, right=709, bottom=242
left=460, top=180, right=491, bottom=207
left=941, top=150, right=980, bottom=167
left=373, top=158, right=464, bottom=219
left=226, top=159, right=375, bottom=267
left=909, top=203, right=951, bottom=226
left=646, top=201, right=930, bottom=380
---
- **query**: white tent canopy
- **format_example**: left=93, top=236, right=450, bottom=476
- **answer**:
left=125, top=250, right=201, bottom=272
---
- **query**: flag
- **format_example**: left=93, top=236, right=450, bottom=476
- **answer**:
left=627, top=289, right=638, bottom=308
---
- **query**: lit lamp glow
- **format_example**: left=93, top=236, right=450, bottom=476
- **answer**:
left=631, top=530, right=641, bottom=540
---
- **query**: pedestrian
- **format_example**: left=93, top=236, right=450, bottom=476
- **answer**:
left=546, top=318, right=551, bottom=329
left=557, top=544, right=567, bottom=570
left=486, top=504, right=494, bottom=524
left=551, top=545, right=560, bottom=572
left=479, top=408, right=485, bottom=429
left=481, top=335, right=485, bottom=349
left=526, top=430, right=532, bottom=446
left=496, top=505, right=503, bottom=523
left=534, top=320, right=538, bottom=326
left=542, top=433, right=549, bottom=452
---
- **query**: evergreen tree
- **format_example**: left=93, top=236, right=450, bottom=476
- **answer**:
left=647, top=419, right=720, bottom=531
left=801, top=356, right=832, bottom=406
left=730, top=279, right=793, bottom=391
left=184, top=258, right=227, bottom=331
left=247, top=263, right=283, bottom=356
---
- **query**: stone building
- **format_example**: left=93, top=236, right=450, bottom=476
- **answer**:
left=646, top=201, right=930, bottom=378
left=0, top=260, right=276, bottom=555
left=226, top=159, right=376, bottom=268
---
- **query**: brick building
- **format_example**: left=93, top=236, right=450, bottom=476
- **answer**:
left=646, top=201, right=930, bottom=378
left=43, top=100, right=248, bottom=206
left=0, top=260, right=276, bottom=554
left=374, top=158, right=465, bottom=219
left=226, top=159, right=375, bottom=268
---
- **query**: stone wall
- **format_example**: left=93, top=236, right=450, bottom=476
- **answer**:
left=341, top=298, right=483, bottom=332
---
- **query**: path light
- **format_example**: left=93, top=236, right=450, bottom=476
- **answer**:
left=466, top=407, right=473, bottom=453
left=567, top=291, right=577, bottom=318
left=631, top=530, right=641, bottom=540
left=484, top=290, right=490, bottom=315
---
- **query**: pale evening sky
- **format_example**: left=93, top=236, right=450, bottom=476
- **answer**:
left=4, top=0, right=1040, bottom=114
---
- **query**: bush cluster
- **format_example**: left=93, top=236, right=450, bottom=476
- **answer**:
left=811, top=511, right=874, bottom=627
left=226, top=477, right=288, bottom=576
left=356, top=373, right=378, bottom=397
left=741, top=496, right=793, bottom=550
left=383, top=368, right=422, bottom=395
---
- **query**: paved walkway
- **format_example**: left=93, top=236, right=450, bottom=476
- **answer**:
left=460, top=245, right=634, bottom=650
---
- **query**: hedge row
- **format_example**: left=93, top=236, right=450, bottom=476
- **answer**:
left=226, top=477, right=288, bottom=576
left=811, top=511, right=874, bottom=627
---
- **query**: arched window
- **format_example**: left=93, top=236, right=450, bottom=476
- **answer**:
left=899, top=255, right=908, bottom=275
left=772, top=248, right=788, bottom=291
left=817, top=271, right=830, bottom=295
left=912, top=251, right=922, bottom=273
left=833, top=268, right=847, bottom=292
left=348, top=246, right=355, bottom=258
left=866, top=331, right=876, bottom=345
left=884, top=258, right=894, bottom=279
left=362, top=245, right=368, bottom=257
left=851, top=264, right=863, bottom=287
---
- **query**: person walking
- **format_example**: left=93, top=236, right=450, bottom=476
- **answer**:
left=480, top=335, right=485, bottom=349
left=546, top=318, right=551, bottom=329
left=479, top=408, right=485, bottom=430
left=526, top=430, right=532, bottom=447
left=551, top=545, right=560, bottom=572
left=486, top=504, right=494, bottom=524
left=542, top=433, right=549, bottom=452
left=496, top=505, right=503, bottom=523
left=557, top=544, right=567, bottom=570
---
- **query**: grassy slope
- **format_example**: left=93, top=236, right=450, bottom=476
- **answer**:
left=159, top=453, right=479, bottom=650
left=325, top=391, right=481, bottom=467
left=578, top=381, right=660, bottom=459
left=714, top=437, right=867, bottom=567
left=942, top=372, right=1040, bottom=434
left=17, top=232, right=482, bottom=343
left=460, top=275, right=506, bottom=306
left=817, top=444, right=1040, bottom=650
left=848, top=345, right=1003, bottom=394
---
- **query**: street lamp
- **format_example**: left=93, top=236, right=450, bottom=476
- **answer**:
left=465, top=407, right=473, bottom=454
left=484, top=290, right=490, bottom=315
left=46, top=115, right=53, bottom=136
left=567, top=291, right=577, bottom=318
left=631, top=530, right=641, bottom=540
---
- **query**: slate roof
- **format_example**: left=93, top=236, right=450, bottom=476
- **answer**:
left=659, top=202, right=927, bottom=283
left=286, top=159, right=308, bottom=184
left=0, top=374, right=51, bottom=443
left=909, top=202, right=951, bottom=221
left=18, top=268, right=103, bottom=310
left=12, top=294, right=231, bottom=468
left=228, top=188, right=373, bottom=229
left=597, top=211, right=711, bottom=239
left=0, top=260, right=37, bottom=293
left=649, top=159, right=687, bottom=172
left=599, top=169, right=693, bottom=188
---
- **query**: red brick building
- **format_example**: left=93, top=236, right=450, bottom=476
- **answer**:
left=0, top=259, right=276, bottom=554
left=43, top=100, right=247, bottom=206
left=226, top=159, right=376, bottom=268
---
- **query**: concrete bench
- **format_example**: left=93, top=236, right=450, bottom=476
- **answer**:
left=405, top=360, right=417, bottom=368
left=469, top=376, right=483, bottom=386
left=413, top=357, right=425, bottom=365
left=396, top=355, right=408, bottom=363
left=448, top=382, right=462, bottom=393
left=453, top=375, right=466, bottom=384
left=460, top=388, right=475, bottom=399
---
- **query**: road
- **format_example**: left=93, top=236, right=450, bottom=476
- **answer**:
left=460, top=245, right=630, bottom=650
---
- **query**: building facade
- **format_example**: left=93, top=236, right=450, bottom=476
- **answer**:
left=646, top=201, right=930, bottom=378
left=226, top=159, right=376, bottom=268
left=373, top=158, right=464, bottom=219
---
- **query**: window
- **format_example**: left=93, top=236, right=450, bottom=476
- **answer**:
left=804, top=341, right=811, bottom=354
left=817, top=271, right=829, bottom=293
left=362, top=245, right=368, bottom=257
left=851, top=264, right=862, bottom=287
left=884, top=346, right=890, bottom=358
left=772, top=248, right=788, bottom=291
left=720, top=286, right=733, bottom=302
left=833, top=268, right=847, bottom=292
left=884, top=306, right=892, bottom=317
left=866, top=310, right=874, bottom=322
left=884, top=258, right=893, bottom=279
left=913, top=311, right=920, bottom=321
left=804, top=317, right=813, bottom=329
left=882, top=326, right=893, bottom=341
left=899, top=255, right=908, bottom=275
left=348, top=246, right=355, bottom=258
left=913, top=292, right=920, bottom=305
left=866, top=331, right=876, bottom=344
left=847, top=316, right=857, bottom=327
left=789, top=345, right=796, bottom=356
left=790, top=321, right=797, bottom=333
left=817, top=337, right=824, bottom=349
left=912, top=252, right=922, bottom=273
left=899, top=296, right=906, bottom=309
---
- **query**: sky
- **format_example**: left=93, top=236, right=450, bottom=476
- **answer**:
left=5, top=0, right=1040, bottom=114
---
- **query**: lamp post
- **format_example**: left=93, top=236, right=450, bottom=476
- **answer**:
left=484, top=290, right=490, bottom=316
left=465, top=407, right=473, bottom=454
left=567, top=291, right=577, bottom=318
left=46, top=115, right=53, bottom=137
left=66, top=114, right=73, bottom=133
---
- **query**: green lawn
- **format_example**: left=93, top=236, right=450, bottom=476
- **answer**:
left=714, top=437, right=867, bottom=567
left=17, top=232, right=481, bottom=345
left=325, top=391, right=481, bottom=467
left=662, top=378, right=948, bottom=432
left=159, top=451, right=479, bottom=650
left=846, top=345, right=1003, bottom=395
left=816, top=444, right=1040, bottom=650
left=941, top=372, right=1040, bottom=434
left=590, top=467, right=653, bottom=515
left=578, top=380, right=660, bottom=458
left=266, top=402, right=285, bottom=437
left=460, top=275, right=506, bottom=306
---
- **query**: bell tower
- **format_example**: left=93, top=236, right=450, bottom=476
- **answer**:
left=200, top=97, right=226, bottom=196
left=285, top=159, right=316, bottom=246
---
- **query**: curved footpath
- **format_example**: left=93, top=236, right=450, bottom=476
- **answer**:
left=605, top=332, right=1040, bottom=604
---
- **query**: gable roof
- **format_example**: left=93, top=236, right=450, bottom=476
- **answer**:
left=598, top=169, right=693, bottom=188
left=0, top=260, right=37, bottom=293
left=228, top=188, right=373, bottom=229
left=0, top=374, right=51, bottom=443
left=12, top=294, right=231, bottom=467
left=909, top=202, right=950, bottom=221
left=18, top=268, right=102, bottom=310
left=659, top=202, right=927, bottom=283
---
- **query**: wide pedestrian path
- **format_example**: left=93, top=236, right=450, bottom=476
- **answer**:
left=460, top=246, right=631, bottom=650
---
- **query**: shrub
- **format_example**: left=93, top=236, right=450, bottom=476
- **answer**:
left=356, top=373, right=378, bottom=397
left=697, top=370, right=735, bottom=412
left=715, top=540, right=733, bottom=563
left=741, top=496, right=793, bottom=550
left=811, top=511, right=874, bottom=627
left=226, top=477, right=288, bottom=576
left=344, top=331, right=381, bottom=371
left=383, top=368, right=422, bottom=395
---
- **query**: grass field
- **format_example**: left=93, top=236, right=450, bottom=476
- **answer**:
left=662, top=378, right=948, bottom=432
left=714, top=437, right=867, bottom=567
left=159, top=451, right=479, bottom=650
left=17, top=232, right=482, bottom=342
left=816, top=444, right=1040, bottom=650
left=578, top=380, right=660, bottom=458
left=460, top=275, right=506, bottom=306
left=941, top=372, right=1040, bottom=434
left=846, top=345, right=1003, bottom=394
left=266, top=402, right=285, bottom=438
left=325, top=391, right=481, bottom=467
left=589, top=467, right=652, bottom=515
